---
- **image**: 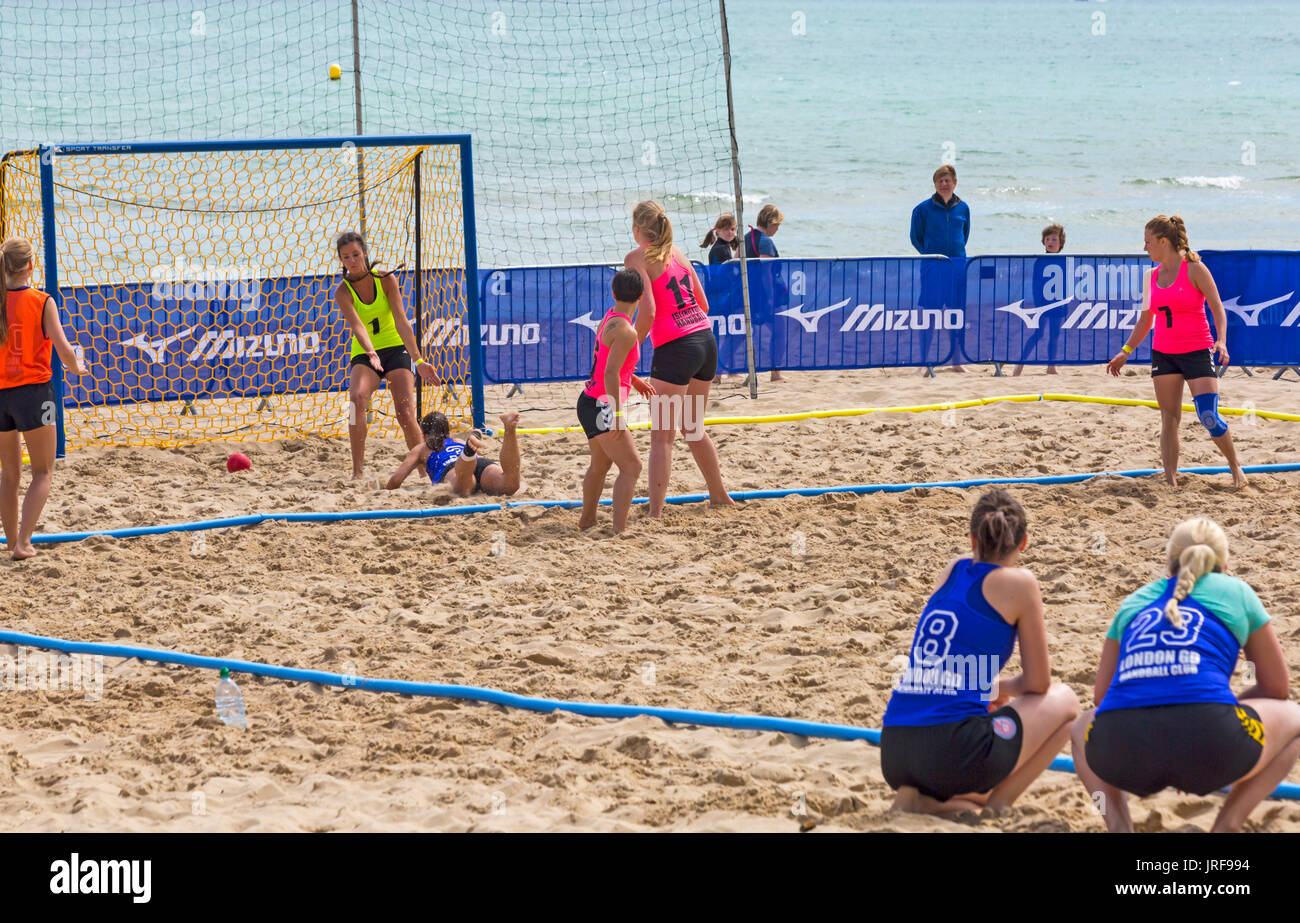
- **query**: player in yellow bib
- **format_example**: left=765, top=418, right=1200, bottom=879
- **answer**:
left=334, top=231, right=438, bottom=479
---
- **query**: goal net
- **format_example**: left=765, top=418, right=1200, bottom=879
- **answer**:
left=0, top=136, right=478, bottom=451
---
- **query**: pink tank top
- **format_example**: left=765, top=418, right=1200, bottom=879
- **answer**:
left=583, top=310, right=639, bottom=401
left=1149, top=260, right=1213, bottom=354
left=649, top=252, right=709, bottom=347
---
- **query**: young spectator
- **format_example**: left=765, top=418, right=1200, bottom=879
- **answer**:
left=1013, top=224, right=1067, bottom=376
left=745, top=204, right=785, bottom=383
left=701, top=213, right=738, bottom=265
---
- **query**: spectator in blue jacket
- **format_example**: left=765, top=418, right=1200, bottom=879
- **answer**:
left=911, top=165, right=970, bottom=372
left=911, top=165, right=970, bottom=257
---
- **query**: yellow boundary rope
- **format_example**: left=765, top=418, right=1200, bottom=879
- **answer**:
left=516, top=392, right=1300, bottom=435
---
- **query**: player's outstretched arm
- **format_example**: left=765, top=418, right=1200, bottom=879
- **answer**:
left=43, top=297, right=87, bottom=376
left=386, top=443, right=427, bottom=490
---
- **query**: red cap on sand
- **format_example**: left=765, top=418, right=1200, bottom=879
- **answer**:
left=227, top=453, right=252, bottom=473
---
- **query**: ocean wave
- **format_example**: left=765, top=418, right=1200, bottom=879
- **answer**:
left=1125, top=176, right=1245, bottom=190
left=975, top=185, right=1044, bottom=196
left=663, top=190, right=768, bottom=207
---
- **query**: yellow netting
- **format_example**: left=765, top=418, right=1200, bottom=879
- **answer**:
left=0, top=142, right=471, bottom=449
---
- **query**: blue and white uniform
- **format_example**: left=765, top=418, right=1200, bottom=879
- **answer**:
left=879, top=559, right=1025, bottom=802
left=883, top=560, right=1017, bottom=727
left=426, top=439, right=465, bottom=485
left=1085, top=572, right=1270, bottom=797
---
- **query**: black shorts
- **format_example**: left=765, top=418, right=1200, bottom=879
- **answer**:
left=1085, top=703, right=1264, bottom=797
left=880, top=706, right=1024, bottom=802
left=470, top=455, right=493, bottom=489
left=1152, top=347, right=1216, bottom=379
left=576, top=391, right=608, bottom=441
left=0, top=380, right=56, bottom=433
left=649, top=329, right=717, bottom=385
left=350, top=345, right=413, bottom=379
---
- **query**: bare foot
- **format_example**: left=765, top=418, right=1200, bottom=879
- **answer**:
left=952, top=364, right=966, bottom=373
left=712, top=374, right=721, bottom=385
left=351, top=471, right=365, bottom=481
left=499, top=411, right=520, bottom=431
left=770, top=370, right=785, bottom=382
left=709, top=495, right=737, bottom=508
left=1012, top=365, right=1024, bottom=377
left=577, top=515, right=597, bottom=530
left=1232, top=469, right=1249, bottom=489
left=1164, top=473, right=1180, bottom=487
left=1046, top=366, right=1059, bottom=375
left=12, top=543, right=36, bottom=560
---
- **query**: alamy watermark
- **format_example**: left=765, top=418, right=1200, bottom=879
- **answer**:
left=597, top=392, right=707, bottom=441
left=1, top=649, right=104, bottom=700
left=149, top=256, right=262, bottom=310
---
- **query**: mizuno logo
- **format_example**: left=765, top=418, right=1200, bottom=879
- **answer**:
left=1221, top=293, right=1294, bottom=326
left=995, top=298, right=1070, bottom=330
left=777, top=298, right=849, bottom=333
left=568, top=312, right=603, bottom=334
left=839, top=304, right=965, bottom=333
left=188, top=330, right=321, bottom=361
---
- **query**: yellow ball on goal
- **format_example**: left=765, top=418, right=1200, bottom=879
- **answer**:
left=328, top=63, right=342, bottom=80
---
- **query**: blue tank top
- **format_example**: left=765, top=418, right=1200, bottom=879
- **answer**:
left=426, top=439, right=465, bottom=485
left=882, top=560, right=1018, bottom=728
left=1096, top=576, right=1241, bottom=714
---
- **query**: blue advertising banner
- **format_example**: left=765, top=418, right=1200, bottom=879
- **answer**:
left=57, top=252, right=1300, bottom=405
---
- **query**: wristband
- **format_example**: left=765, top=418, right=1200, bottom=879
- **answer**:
left=613, top=410, right=625, bottom=418
left=1121, top=344, right=1133, bottom=355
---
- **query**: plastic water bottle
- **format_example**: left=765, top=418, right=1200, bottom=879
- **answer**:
left=215, top=667, right=247, bottom=729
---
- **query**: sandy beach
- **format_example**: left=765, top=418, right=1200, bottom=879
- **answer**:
left=2, top=363, right=1299, bottom=832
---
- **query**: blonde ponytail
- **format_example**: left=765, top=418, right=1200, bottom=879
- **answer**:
left=633, top=201, right=674, bottom=266
left=1162, top=518, right=1229, bottom=628
left=0, top=237, right=37, bottom=346
left=1146, top=214, right=1200, bottom=263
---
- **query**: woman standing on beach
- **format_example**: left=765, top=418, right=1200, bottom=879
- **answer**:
left=1106, top=215, right=1247, bottom=488
left=1070, top=517, right=1300, bottom=832
left=0, top=237, right=89, bottom=559
left=624, top=201, right=733, bottom=518
left=881, top=490, right=1080, bottom=815
left=334, top=231, right=438, bottom=480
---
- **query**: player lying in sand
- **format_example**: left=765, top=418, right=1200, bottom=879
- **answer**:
left=385, top=411, right=522, bottom=497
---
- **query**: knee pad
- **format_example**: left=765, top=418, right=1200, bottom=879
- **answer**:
left=1194, top=392, right=1229, bottom=437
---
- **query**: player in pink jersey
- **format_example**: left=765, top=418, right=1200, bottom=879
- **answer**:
left=624, top=200, right=734, bottom=517
left=1106, top=215, right=1246, bottom=488
left=576, top=269, right=656, bottom=533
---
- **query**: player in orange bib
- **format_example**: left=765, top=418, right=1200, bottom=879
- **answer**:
left=0, top=238, right=89, bottom=559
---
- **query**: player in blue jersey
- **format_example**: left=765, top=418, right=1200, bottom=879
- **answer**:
left=881, top=490, right=1080, bottom=815
left=384, top=410, right=523, bottom=497
left=1071, top=517, right=1300, bottom=832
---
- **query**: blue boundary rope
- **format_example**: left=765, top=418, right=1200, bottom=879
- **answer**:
left=1, top=629, right=1297, bottom=801
left=24, top=462, right=1300, bottom=545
